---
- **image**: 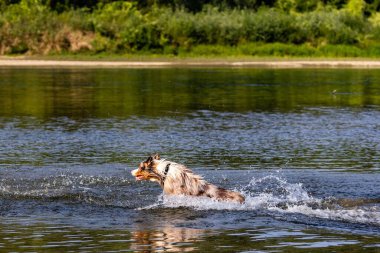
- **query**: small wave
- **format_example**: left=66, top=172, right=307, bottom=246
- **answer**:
left=268, top=203, right=380, bottom=225
left=0, top=173, right=135, bottom=207
left=2, top=172, right=379, bottom=226
left=140, top=175, right=380, bottom=226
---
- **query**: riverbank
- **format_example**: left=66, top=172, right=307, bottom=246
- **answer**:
left=1, top=58, right=380, bottom=68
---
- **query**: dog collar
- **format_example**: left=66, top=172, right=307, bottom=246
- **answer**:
left=162, top=163, right=171, bottom=185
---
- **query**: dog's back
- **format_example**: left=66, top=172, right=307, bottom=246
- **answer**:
left=157, top=160, right=245, bottom=204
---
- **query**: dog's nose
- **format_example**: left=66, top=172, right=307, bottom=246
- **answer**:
left=131, top=169, right=138, bottom=176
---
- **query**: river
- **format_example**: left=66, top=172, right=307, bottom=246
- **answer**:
left=0, top=67, right=379, bottom=252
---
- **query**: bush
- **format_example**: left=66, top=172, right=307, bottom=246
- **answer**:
left=152, top=7, right=196, bottom=49
left=0, top=0, right=59, bottom=54
left=193, top=7, right=247, bottom=45
left=0, top=0, right=95, bottom=54
left=243, top=9, right=297, bottom=43
left=91, top=1, right=147, bottom=52
left=296, top=9, right=366, bottom=45
left=369, top=12, right=380, bottom=40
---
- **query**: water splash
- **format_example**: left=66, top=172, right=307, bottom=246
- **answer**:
left=0, top=172, right=135, bottom=207
left=1, top=171, right=379, bottom=226
left=140, top=175, right=380, bottom=226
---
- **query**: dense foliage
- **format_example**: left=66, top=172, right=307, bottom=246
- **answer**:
left=0, top=0, right=380, bottom=56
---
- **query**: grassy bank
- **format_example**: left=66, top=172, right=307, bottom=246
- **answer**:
left=32, top=43, right=380, bottom=60
left=171, top=43, right=380, bottom=58
left=1, top=0, right=380, bottom=58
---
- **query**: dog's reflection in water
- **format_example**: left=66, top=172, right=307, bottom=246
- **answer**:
left=130, top=227, right=205, bottom=252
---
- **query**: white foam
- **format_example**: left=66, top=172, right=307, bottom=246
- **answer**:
left=140, top=175, right=380, bottom=226
left=270, top=204, right=380, bottom=225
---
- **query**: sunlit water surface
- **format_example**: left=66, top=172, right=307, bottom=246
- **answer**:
left=0, top=67, right=379, bottom=252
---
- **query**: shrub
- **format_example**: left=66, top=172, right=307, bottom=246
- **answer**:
left=0, top=0, right=58, bottom=54
left=243, top=9, right=297, bottom=43
left=0, top=0, right=96, bottom=54
left=369, top=12, right=380, bottom=39
left=296, top=9, right=366, bottom=45
left=345, top=0, right=366, bottom=17
left=91, top=1, right=147, bottom=52
left=193, top=7, right=247, bottom=45
left=152, top=7, right=196, bottom=49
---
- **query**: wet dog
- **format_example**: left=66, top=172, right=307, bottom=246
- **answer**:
left=131, top=154, right=245, bottom=204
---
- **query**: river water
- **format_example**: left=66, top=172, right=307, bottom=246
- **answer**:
left=0, top=67, right=379, bottom=252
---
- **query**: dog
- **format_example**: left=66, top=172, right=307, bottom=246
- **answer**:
left=131, top=154, right=245, bottom=204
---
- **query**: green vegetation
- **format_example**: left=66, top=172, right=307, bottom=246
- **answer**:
left=1, top=0, right=380, bottom=57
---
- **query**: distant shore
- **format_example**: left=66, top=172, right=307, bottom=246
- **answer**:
left=1, top=58, right=380, bottom=68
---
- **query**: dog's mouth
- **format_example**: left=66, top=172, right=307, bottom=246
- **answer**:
left=132, top=169, right=146, bottom=181
left=135, top=175, right=145, bottom=181
left=131, top=168, right=162, bottom=183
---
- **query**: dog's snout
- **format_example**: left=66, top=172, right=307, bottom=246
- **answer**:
left=131, top=169, right=138, bottom=176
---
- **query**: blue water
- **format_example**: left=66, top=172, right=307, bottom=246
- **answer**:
left=0, top=67, right=379, bottom=252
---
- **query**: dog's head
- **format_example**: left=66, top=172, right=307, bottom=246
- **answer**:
left=131, top=154, right=163, bottom=183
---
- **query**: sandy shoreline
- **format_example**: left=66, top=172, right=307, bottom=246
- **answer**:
left=1, top=59, right=380, bottom=68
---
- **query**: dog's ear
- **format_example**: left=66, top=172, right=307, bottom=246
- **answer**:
left=145, top=154, right=160, bottom=164
left=145, top=156, right=153, bottom=164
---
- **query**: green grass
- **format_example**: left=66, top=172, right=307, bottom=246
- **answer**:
left=63, top=43, right=380, bottom=59
left=12, top=42, right=380, bottom=61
